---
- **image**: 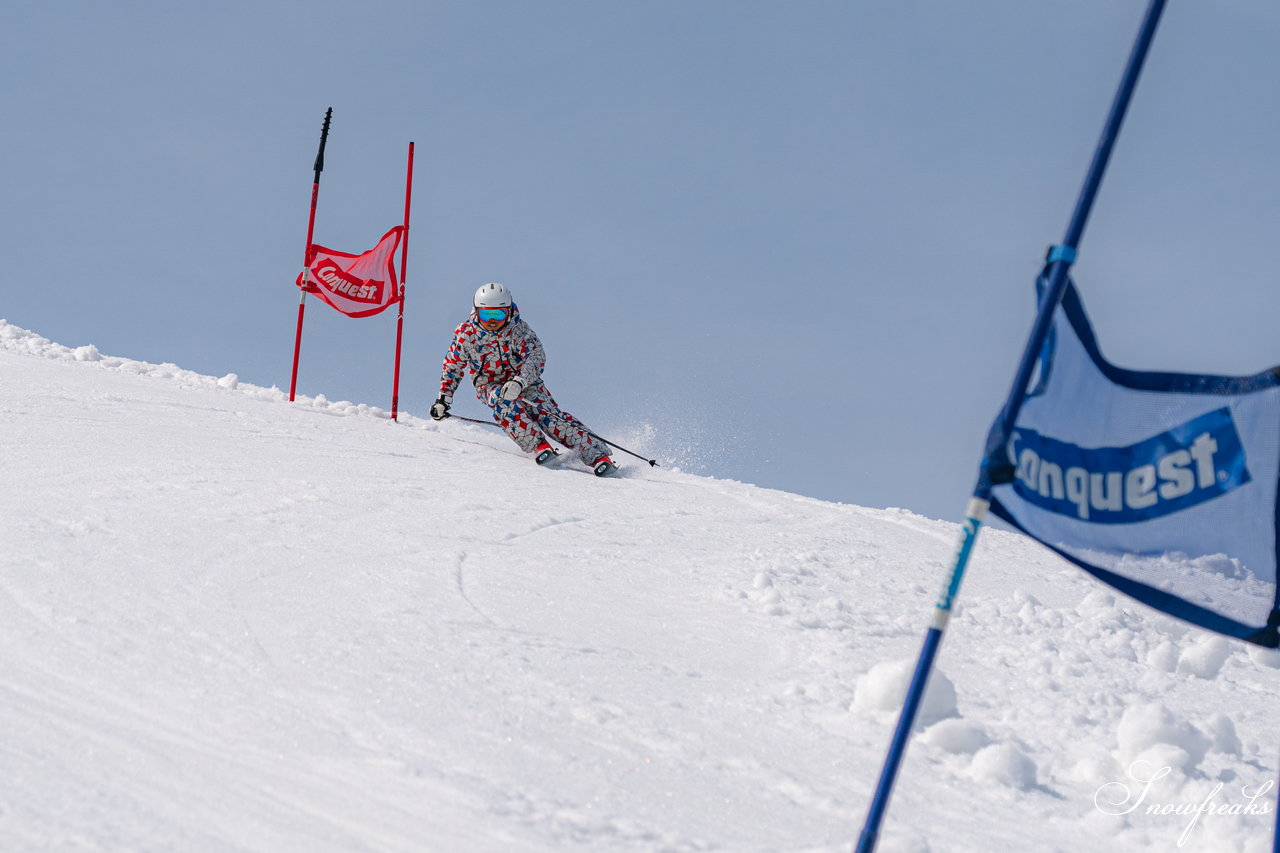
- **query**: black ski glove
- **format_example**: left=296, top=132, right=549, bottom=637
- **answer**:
left=430, top=396, right=450, bottom=420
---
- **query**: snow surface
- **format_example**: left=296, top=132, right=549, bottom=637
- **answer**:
left=2, top=318, right=1277, bottom=853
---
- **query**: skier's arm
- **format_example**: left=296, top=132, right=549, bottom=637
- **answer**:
left=514, top=326, right=546, bottom=389
left=439, top=328, right=468, bottom=403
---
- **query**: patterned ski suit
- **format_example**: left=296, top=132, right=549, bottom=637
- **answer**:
left=437, top=304, right=609, bottom=464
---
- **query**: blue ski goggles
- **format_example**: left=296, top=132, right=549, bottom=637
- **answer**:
left=476, top=307, right=509, bottom=322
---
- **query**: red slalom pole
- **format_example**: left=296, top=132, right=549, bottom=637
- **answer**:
left=390, top=141, right=414, bottom=420
left=289, top=108, right=332, bottom=402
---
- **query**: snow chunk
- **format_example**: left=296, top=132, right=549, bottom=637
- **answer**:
left=853, top=659, right=957, bottom=728
left=1146, top=640, right=1179, bottom=673
left=1245, top=644, right=1280, bottom=669
left=920, top=719, right=989, bottom=755
left=1076, top=589, right=1118, bottom=618
left=1206, top=714, right=1242, bottom=756
left=1116, top=704, right=1210, bottom=774
left=970, top=743, right=1037, bottom=791
left=73, top=344, right=101, bottom=362
left=217, top=373, right=239, bottom=390
left=1177, top=636, right=1233, bottom=679
left=1070, top=754, right=1121, bottom=786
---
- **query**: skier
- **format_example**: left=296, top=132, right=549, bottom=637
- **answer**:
left=429, top=282, right=617, bottom=476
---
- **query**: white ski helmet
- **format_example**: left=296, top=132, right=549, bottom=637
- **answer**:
left=474, top=282, right=512, bottom=308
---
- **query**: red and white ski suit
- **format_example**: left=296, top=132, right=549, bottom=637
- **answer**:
left=437, top=304, right=609, bottom=464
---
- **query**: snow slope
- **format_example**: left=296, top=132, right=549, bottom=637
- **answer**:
left=1, top=319, right=1277, bottom=853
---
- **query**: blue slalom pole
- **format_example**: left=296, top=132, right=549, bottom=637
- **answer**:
left=853, top=3, right=1167, bottom=851
left=855, top=499, right=988, bottom=853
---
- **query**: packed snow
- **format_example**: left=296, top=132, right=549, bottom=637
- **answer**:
left=1, top=319, right=1277, bottom=852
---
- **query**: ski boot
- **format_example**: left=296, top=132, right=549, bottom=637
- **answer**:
left=591, top=454, right=617, bottom=477
left=535, top=441, right=558, bottom=466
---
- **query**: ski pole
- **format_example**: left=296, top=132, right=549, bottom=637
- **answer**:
left=440, top=413, right=659, bottom=467
left=444, top=413, right=501, bottom=428
left=583, top=431, right=658, bottom=467
left=526, top=408, right=659, bottom=466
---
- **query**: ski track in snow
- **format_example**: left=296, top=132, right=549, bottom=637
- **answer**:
left=454, top=552, right=499, bottom=628
left=2, top=318, right=1279, bottom=853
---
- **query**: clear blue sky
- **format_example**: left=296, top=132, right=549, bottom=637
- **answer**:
left=5, top=1, right=1278, bottom=521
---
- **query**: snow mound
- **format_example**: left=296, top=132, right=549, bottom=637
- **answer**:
left=920, top=719, right=990, bottom=755
left=969, top=743, right=1038, bottom=791
left=1206, top=714, right=1243, bottom=756
left=1146, top=640, right=1179, bottom=673
left=1177, top=635, right=1233, bottom=679
left=1246, top=644, right=1280, bottom=669
left=1116, top=704, right=1211, bottom=774
left=853, top=658, right=958, bottom=728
